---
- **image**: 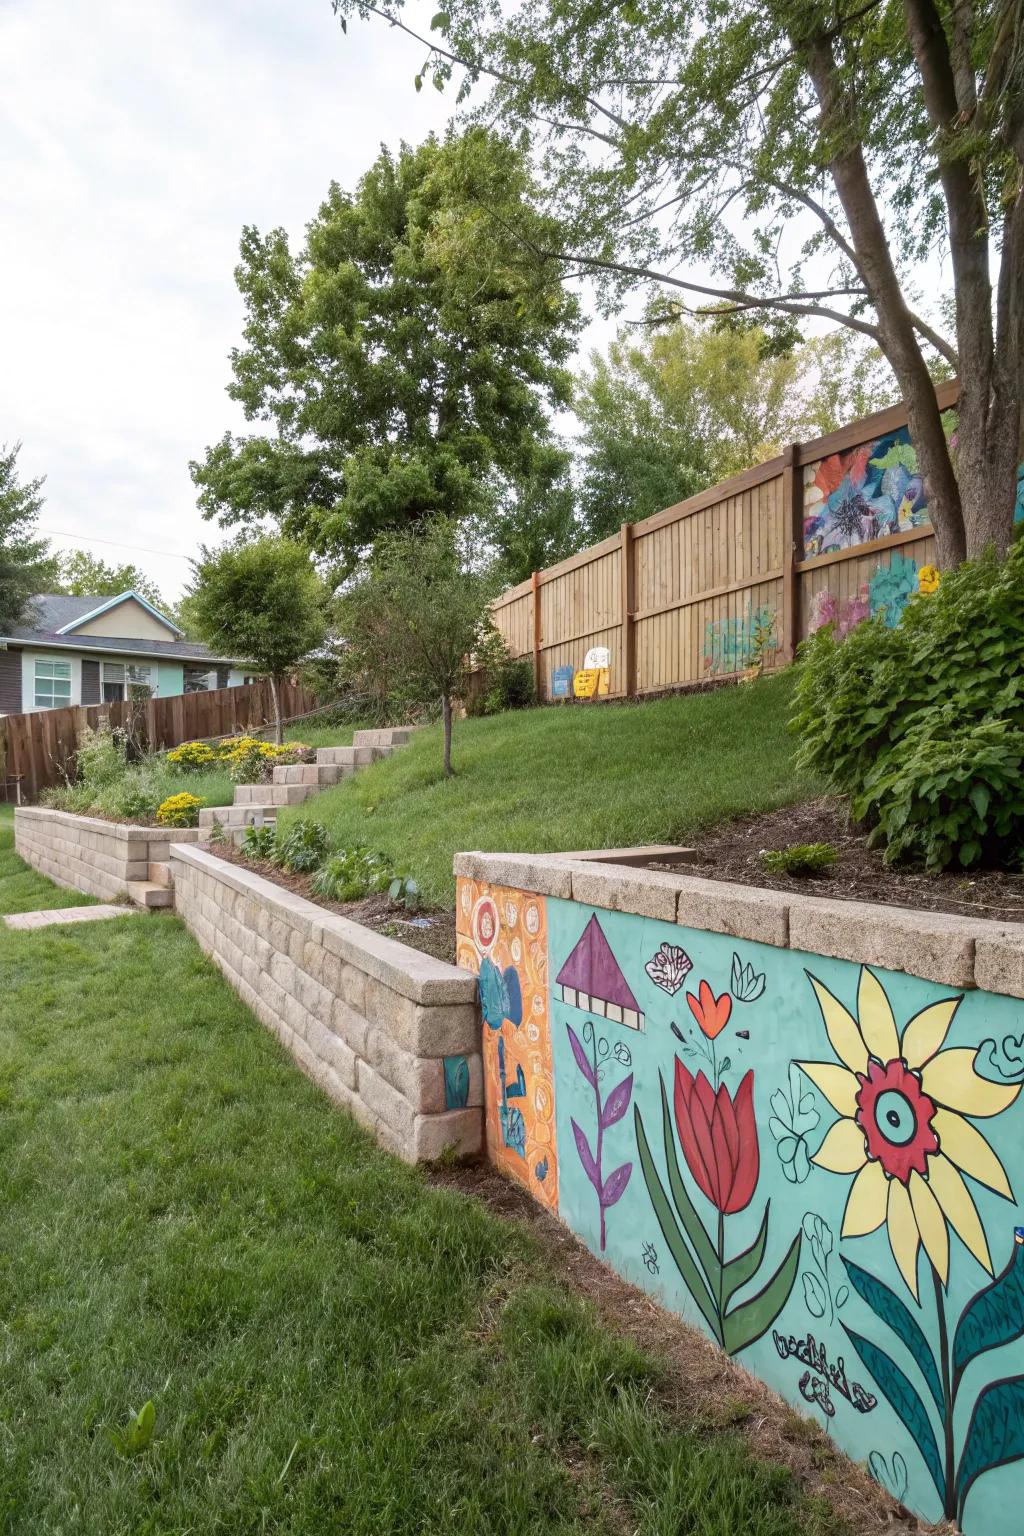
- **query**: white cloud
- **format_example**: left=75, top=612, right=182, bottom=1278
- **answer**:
left=0, top=0, right=452, bottom=597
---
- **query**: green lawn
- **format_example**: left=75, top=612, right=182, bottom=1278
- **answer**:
left=0, top=805, right=96, bottom=915
left=0, top=821, right=837, bottom=1536
left=278, top=673, right=816, bottom=905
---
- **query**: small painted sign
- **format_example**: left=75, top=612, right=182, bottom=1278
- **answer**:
left=551, top=665, right=574, bottom=698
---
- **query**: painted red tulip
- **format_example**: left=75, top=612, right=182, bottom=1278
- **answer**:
left=673, top=1060, right=759, bottom=1214
left=686, top=978, right=732, bottom=1038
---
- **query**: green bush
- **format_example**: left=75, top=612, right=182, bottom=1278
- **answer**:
left=240, top=823, right=278, bottom=861
left=792, top=537, right=1024, bottom=869
left=465, top=634, right=537, bottom=717
left=274, top=817, right=331, bottom=874
left=311, top=847, right=393, bottom=903
left=42, top=724, right=233, bottom=824
left=759, top=843, right=838, bottom=877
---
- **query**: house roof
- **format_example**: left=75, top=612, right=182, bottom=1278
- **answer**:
left=3, top=596, right=244, bottom=666
left=556, top=914, right=641, bottom=1012
left=55, top=589, right=183, bottom=637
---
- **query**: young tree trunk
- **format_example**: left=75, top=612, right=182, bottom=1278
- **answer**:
left=269, top=673, right=283, bottom=746
left=442, top=692, right=453, bottom=778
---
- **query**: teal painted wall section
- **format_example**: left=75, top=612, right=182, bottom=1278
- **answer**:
left=462, top=884, right=1024, bottom=1535
left=157, top=662, right=184, bottom=698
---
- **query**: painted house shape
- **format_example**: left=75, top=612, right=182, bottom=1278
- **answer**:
left=555, top=913, right=645, bottom=1031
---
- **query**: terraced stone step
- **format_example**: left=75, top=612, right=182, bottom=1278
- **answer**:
left=198, top=804, right=276, bottom=830
left=126, top=879, right=173, bottom=910
left=272, top=762, right=346, bottom=787
left=352, top=727, right=413, bottom=749
left=314, top=745, right=381, bottom=768
left=234, top=782, right=313, bottom=807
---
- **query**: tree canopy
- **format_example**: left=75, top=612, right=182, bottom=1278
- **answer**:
left=185, top=536, right=329, bottom=741
left=332, top=0, right=1024, bottom=566
left=53, top=550, right=166, bottom=609
left=576, top=318, right=897, bottom=539
left=192, top=128, right=581, bottom=574
left=0, top=443, right=55, bottom=633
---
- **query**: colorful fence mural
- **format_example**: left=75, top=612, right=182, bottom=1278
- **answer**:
left=803, top=424, right=932, bottom=558
left=459, top=877, right=1024, bottom=1536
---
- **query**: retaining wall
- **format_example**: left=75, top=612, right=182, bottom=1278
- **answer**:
left=14, top=805, right=201, bottom=901
left=170, top=844, right=483, bottom=1162
left=455, top=851, right=1024, bottom=1536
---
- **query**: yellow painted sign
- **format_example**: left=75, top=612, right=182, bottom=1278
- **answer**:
left=573, top=667, right=610, bottom=699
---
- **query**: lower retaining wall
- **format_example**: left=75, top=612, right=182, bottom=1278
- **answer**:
left=14, top=805, right=201, bottom=901
left=170, top=843, right=483, bottom=1162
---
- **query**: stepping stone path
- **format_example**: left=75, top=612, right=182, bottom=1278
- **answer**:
left=5, top=904, right=142, bottom=930
left=197, top=727, right=414, bottom=836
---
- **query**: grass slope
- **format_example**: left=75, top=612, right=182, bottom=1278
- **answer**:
left=279, top=673, right=814, bottom=906
left=0, top=827, right=836, bottom=1536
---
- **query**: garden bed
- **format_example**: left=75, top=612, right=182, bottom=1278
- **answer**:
left=209, top=841, right=458, bottom=961
left=671, top=795, right=1024, bottom=923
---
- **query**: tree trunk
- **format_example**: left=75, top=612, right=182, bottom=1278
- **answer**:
left=442, top=693, right=453, bottom=778
left=269, top=673, right=283, bottom=746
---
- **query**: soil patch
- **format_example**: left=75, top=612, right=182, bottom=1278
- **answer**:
left=664, top=796, right=1024, bottom=923
left=207, top=841, right=457, bottom=962
left=430, top=1159, right=931, bottom=1536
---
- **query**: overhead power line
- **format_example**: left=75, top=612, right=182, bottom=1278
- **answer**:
left=39, top=527, right=193, bottom=562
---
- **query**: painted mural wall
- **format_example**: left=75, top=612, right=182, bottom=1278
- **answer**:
left=458, top=879, right=1024, bottom=1536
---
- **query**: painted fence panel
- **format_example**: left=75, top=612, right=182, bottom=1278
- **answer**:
left=458, top=876, right=1024, bottom=1536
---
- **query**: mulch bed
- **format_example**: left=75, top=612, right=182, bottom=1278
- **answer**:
left=671, top=796, right=1024, bottom=924
left=430, top=1160, right=928, bottom=1536
left=208, top=842, right=457, bottom=962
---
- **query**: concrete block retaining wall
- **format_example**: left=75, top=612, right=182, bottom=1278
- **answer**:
left=170, top=844, right=483, bottom=1162
left=14, top=806, right=201, bottom=901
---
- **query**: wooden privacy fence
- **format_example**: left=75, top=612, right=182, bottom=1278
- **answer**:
left=0, top=678, right=319, bottom=802
left=492, top=380, right=959, bottom=700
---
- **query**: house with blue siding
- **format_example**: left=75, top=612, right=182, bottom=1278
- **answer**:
left=0, top=592, right=257, bottom=715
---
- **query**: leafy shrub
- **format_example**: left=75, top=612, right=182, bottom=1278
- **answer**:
left=75, top=724, right=130, bottom=788
left=793, top=537, right=1024, bottom=869
left=166, top=740, right=218, bottom=772
left=466, top=635, right=537, bottom=716
left=759, top=843, right=838, bottom=877
left=217, top=735, right=310, bottom=784
left=241, top=822, right=278, bottom=861
left=156, top=792, right=204, bottom=828
left=42, top=723, right=233, bottom=824
left=274, top=817, right=331, bottom=873
left=388, top=873, right=421, bottom=910
left=311, top=847, right=393, bottom=903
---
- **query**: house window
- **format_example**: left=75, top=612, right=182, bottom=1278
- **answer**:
left=34, top=659, right=72, bottom=709
left=184, top=666, right=218, bottom=693
left=102, top=662, right=154, bottom=702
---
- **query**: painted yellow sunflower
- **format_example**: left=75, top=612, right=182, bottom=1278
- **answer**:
left=917, top=563, right=941, bottom=594
left=798, top=967, right=1019, bottom=1300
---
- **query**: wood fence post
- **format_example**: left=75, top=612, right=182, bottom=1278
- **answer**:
left=781, top=444, right=803, bottom=662
left=620, top=521, right=636, bottom=698
left=531, top=570, right=543, bottom=700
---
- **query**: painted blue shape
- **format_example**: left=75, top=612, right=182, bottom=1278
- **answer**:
left=552, top=665, right=574, bottom=697
left=443, top=1055, right=470, bottom=1110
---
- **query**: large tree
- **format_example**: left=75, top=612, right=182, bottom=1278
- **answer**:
left=192, top=128, right=581, bottom=573
left=577, top=318, right=898, bottom=538
left=0, top=443, right=55, bottom=633
left=332, top=0, right=1024, bottom=566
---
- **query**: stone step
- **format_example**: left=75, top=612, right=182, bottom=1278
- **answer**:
left=198, top=804, right=276, bottom=829
left=353, top=727, right=413, bottom=749
left=314, top=745, right=381, bottom=768
left=148, top=861, right=174, bottom=888
left=126, top=880, right=173, bottom=910
left=233, top=782, right=313, bottom=807
left=272, top=762, right=346, bottom=787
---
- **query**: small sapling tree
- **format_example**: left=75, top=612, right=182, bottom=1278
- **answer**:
left=337, top=519, right=495, bottom=776
left=186, top=536, right=329, bottom=743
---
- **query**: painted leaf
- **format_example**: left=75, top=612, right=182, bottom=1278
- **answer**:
left=502, top=967, right=523, bottom=1027
left=566, top=1024, right=596, bottom=1087
left=634, top=1103, right=721, bottom=1343
left=601, top=1162, right=632, bottom=1208
left=956, top=1374, right=1024, bottom=1523
left=658, top=1078, right=719, bottom=1284
left=645, top=942, right=693, bottom=995
left=722, top=1227, right=802, bottom=1357
left=953, top=1243, right=1024, bottom=1387
left=841, top=1257, right=943, bottom=1415
left=601, top=1074, right=634, bottom=1129
left=479, top=958, right=506, bottom=1030
left=571, top=1118, right=600, bottom=1190
left=843, top=1325, right=945, bottom=1505
left=721, top=1203, right=768, bottom=1308
left=803, top=1271, right=827, bottom=1319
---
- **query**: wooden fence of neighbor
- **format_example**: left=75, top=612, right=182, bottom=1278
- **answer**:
left=491, top=379, right=959, bottom=701
left=0, top=678, right=319, bottom=802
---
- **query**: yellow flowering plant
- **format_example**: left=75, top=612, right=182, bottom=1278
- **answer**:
left=156, top=792, right=204, bottom=828
left=917, top=564, right=941, bottom=595
left=166, top=740, right=217, bottom=771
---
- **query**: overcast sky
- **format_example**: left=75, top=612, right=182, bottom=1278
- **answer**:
left=0, top=0, right=500, bottom=599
